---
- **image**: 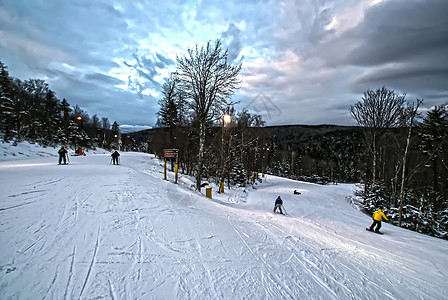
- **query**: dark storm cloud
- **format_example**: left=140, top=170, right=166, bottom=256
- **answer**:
left=221, top=23, right=243, bottom=62
left=1, top=0, right=447, bottom=130
left=48, top=67, right=158, bottom=126
left=0, top=0, right=161, bottom=127
left=84, top=73, right=123, bottom=85
left=0, top=0, right=130, bottom=64
left=346, top=0, right=448, bottom=67
left=317, top=0, right=448, bottom=103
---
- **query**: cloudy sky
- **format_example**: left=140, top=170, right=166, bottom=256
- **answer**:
left=1, top=0, right=447, bottom=132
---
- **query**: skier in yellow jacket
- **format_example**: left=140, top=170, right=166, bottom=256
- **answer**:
left=368, top=209, right=389, bottom=233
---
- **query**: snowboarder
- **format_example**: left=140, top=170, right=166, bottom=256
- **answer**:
left=111, top=150, right=120, bottom=165
left=58, top=146, right=68, bottom=164
left=273, top=196, right=283, bottom=214
left=367, top=208, right=389, bottom=233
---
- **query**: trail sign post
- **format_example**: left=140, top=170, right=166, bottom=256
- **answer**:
left=164, top=149, right=179, bottom=183
left=164, top=149, right=179, bottom=158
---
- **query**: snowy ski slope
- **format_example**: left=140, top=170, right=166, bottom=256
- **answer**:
left=0, top=143, right=447, bottom=299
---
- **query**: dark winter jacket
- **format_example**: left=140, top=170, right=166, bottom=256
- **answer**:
left=58, top=148, right=67, bottom=156
left=275, top=197, right=283, bottom=205
left=111, top=151, right=120, bottom=158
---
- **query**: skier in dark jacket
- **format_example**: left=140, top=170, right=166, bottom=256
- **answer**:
left=111, top=150, right=120, bottom=165
left=273, top=196, right=283, bottom=214
left=58, top=146, right=68, bottom=164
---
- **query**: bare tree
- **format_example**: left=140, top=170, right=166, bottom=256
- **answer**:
left=398, top=99, right=422, bottom=227
left=101, top=117, right=110, bottom=130
left=91, top=114, right=100, bottom=136
left=349, top=87, right=406, bottom=184
left=175, top=39, right=242, bottom=190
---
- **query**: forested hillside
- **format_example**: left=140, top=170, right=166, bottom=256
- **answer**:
left=0, top=61, right=120, bottom=150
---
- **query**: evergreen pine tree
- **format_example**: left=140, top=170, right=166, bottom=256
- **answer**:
left=43, top=90, right=62, bottom=144
left=61, top=98, right=71, bottom=138
left=418, top=105, right=448, bottom=206
left=0, top=61, right=15, bottom=140
left=363, top=181, right=388, bottom=213
left=231, top=162, right=247, bottom=187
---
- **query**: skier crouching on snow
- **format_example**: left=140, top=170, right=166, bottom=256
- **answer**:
left=368, top=208, right=389, bottom=233
left=111, top=150, right=120, bottom=165
left=273, top=196, right=283, bottom=214
left=58, top=146, right=68, bottom=164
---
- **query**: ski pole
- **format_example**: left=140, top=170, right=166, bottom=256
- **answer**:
left=282, top=204, right=288, bottom=215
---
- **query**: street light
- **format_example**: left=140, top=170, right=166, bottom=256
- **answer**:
left=223, top=114, right=231, bottom=124
left=219, top=113, right=231, bottom=193
left=77, top=116, right=82, bottom=130
left=75, top=116, right=82, bottom=152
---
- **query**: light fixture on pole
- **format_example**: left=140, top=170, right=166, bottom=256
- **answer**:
left=219, top=113, right=231, bottom=193
left=223, top=114, right=231, bottom=124
left=75, top=116, right=82, bottom=152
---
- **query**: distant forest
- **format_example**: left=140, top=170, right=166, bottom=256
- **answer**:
left=1, top=57, right=447, bottom=239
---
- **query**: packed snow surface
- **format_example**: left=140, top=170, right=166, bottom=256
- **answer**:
left=0, top=142, right=447, bottom=299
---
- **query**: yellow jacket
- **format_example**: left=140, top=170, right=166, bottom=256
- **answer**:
left=372, top=209, right=388, bottom=221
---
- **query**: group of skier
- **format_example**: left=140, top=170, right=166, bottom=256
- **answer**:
left=57, top=146, right=120, bottom=165
left=60, top=145, right=389, bottom=234
left=273, top=194, right=389, bottom=234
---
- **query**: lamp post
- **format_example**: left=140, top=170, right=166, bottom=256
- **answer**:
left=114, top=134, right=120, bottom=151
left=75, top=116, right=82, bottom=151
left=219, top=113, right=231, bottom=193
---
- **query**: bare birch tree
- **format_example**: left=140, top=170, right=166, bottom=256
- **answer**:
left=349, top=87, right=406, bottom=184
left=175, top=39, right=242, bottom=190
left=398, top=99, right=422, bottom=227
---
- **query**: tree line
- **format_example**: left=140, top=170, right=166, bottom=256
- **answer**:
left=142, top=37, right=448, bottom=238
left=0, top=61, right=120, bottom=150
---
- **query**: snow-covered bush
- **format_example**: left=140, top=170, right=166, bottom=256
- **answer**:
left=362, top=181, right=388, bottom=213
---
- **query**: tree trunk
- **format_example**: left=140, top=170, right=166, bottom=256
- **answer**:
left=398, top=125, right=412, bottom=227
left=196, top=120, right=206, bottom=191
left=219, top=119, right=225, bottom=192
left=372, top=132, right=377, bottom=184
left=398, top=101, right=421, bottom=227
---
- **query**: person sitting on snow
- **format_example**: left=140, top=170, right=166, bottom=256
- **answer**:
left=273, top=196, right=283, bottom=214
left=368, top=208, right=389, bottom=233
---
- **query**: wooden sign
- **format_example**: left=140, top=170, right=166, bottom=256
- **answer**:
left=164, top=149, right=178, bottom=158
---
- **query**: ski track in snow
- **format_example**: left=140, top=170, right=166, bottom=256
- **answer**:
left=0, top=152, right=447, bottom=299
